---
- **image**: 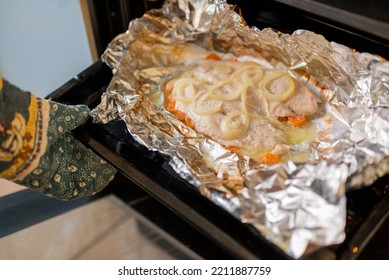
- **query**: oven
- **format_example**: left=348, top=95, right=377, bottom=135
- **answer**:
left=47, top=0, right=389, bottom=259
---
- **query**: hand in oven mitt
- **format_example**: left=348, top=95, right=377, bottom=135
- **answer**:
left=0, top=76, right=117, bottom=200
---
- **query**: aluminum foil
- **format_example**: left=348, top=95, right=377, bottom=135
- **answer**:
left=90, top=0, right=389, bottom=258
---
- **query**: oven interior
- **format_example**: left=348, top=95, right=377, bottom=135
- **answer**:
left=44, top=0, right=389, bottom=259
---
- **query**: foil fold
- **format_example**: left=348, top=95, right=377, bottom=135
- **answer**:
left=91, top=0, right=389, bottom=258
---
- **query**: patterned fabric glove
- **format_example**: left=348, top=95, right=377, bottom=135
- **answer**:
left=0, top=77, right=117, bottom=200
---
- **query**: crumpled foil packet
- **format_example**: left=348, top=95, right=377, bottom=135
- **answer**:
left=91, top=0, right=389, bottom=258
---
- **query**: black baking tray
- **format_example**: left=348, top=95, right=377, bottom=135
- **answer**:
left=46, top=0, right=389, bottom=259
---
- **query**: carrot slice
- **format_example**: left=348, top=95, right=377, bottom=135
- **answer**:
left=175, top=110, right=186, bottom=122
left=205, top=53, right=221, bottom=60
left=184, top=116, right=195, bottom=128
left=167, top=98, right=195, bottom=128
left=167, top=99, right=176, bottom=113
left=262, top=152, right=281, bottom=165
left=288, top=115, right=307, bottom=127
left=164, top=78, right=177, bottom=94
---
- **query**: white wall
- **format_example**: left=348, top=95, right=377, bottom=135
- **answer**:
left=0, top=0, right=94, bottom=98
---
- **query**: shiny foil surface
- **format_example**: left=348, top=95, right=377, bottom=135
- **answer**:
left=91, top=0, right=389, bottom=258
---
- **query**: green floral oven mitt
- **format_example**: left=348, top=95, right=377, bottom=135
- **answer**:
left=0, top=76, right=117, bottom=200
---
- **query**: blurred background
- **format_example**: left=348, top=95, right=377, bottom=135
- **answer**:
left=0, top=0, right=162, bottom=97
left=0, top=0, right=94, bottom=97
